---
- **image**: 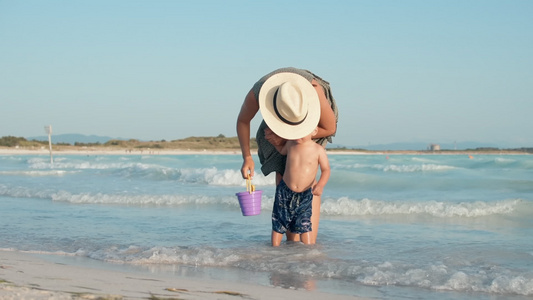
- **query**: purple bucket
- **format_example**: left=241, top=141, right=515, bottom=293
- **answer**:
left=235, top=190, right=262, bottom=216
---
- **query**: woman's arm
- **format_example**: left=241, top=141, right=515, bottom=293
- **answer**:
left=236, top=89, right=259, bottom=178
left=312, top=79, right=337, bottom=139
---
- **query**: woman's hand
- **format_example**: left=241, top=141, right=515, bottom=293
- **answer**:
left=241, top=156, right=255, bottom=179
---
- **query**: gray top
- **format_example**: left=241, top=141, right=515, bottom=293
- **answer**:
left=252, top=67, right=314, bottom=99
left=252, top=67, right=339, bottom=176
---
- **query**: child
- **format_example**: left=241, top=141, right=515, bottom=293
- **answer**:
left=271, top=127, right=330, bottom=247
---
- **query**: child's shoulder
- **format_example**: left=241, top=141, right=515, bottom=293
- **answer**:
left=312, top=140, right=326, bottom=150
left=306, top=140, right=323, bottom=150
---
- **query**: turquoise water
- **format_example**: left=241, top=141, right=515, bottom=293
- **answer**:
left=1, top=153, right=532, bottom=299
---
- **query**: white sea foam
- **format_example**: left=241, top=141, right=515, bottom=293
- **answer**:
left=0, top=182, right=524, bottom=218
left=336, top=163, right=457, bottom=172
left=494, top=157, right=516, bottom=164
left=320, top=197, right=521, bottom=217
left=31, top=245, right=533, bottom=296
left=411, top=157, right=439, bottom=163
left=50, top=191, right=233, bottom=206
left=25, top=155, right=277, bottom=186
left=177, top=168, right=275, bottom=186
left=0, top=170, right=77, bottom=176
left=381, top=164, right=456, bottom=172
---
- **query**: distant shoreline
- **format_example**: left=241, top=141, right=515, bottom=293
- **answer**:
left=0, top=147, right=243, bottom=156
left=2, top=135, right=531, bottom=155
left=0, top=147, right=530, bottom=156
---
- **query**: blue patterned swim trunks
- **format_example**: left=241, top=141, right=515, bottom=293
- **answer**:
left=272, top=180, right=313, bottom=234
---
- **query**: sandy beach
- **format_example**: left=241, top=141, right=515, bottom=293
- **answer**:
left=1, top=147, right=527, bottom=157
left=0, top=250, right=365, bottom=300
left=0, top=147, right=244, bottom=156
left=0, top=147, right=371, bottom=157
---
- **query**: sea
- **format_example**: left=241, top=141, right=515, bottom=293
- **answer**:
left=1, top=152, right=532, bottom=299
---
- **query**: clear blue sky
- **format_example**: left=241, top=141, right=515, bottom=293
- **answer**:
left=1, top=1, right=532, bottom=147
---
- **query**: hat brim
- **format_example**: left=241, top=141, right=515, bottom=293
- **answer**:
left=258, top=72, right=320, bottom=140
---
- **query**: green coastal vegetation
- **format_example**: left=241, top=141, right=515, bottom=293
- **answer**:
left=1, top=135, right=532, bottom=153
left=0, top=134, right=256, bottom=151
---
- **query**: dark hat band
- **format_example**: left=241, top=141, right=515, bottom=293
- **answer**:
left=272, top=88, right=307, bottom=126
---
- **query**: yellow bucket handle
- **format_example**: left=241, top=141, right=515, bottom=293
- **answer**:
left=246, top=174, right=255, bottom=193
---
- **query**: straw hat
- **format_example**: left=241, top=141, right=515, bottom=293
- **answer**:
left=258, top=72, right=320, bottom=140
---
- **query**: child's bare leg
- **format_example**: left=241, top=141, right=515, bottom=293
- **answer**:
left=310, top=194, right=321, bottom=244
left=300, top=232, right=314, bottom=245
left=271, top=231, right=283, bottom=247
left=286, top=231, right=300, bottom=242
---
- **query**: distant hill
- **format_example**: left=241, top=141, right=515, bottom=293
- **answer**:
left=27, top=134, right=120, bottom=144
left=19, top=134, right=248, bottom=150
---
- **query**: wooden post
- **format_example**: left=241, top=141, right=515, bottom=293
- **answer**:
left=44, top=125, right=53, bottom=165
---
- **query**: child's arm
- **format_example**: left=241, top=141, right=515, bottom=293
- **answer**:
left=265, top=128, right=287, bottom=154
left=278, top=141, right=290, bottom=156
left=312, top=148, right=331, bottom=196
